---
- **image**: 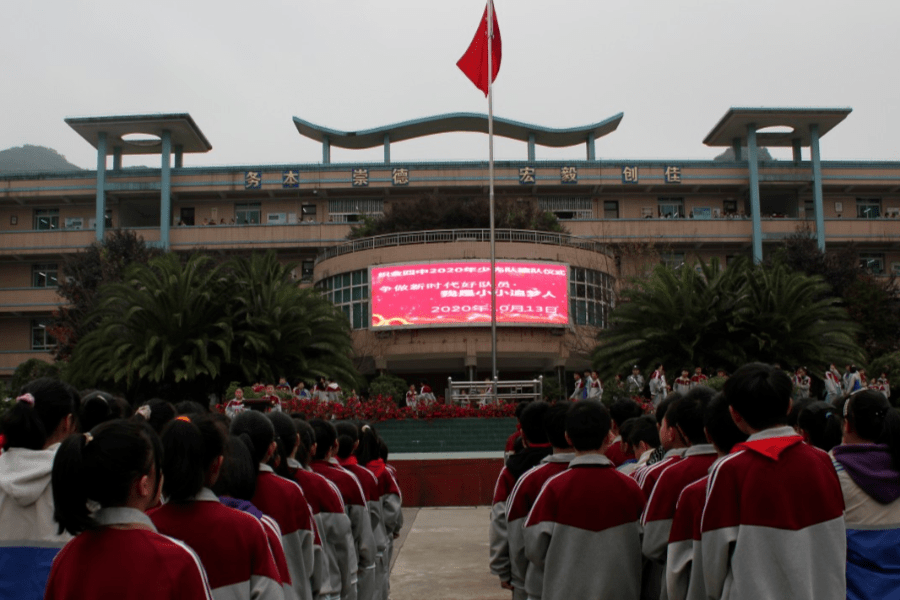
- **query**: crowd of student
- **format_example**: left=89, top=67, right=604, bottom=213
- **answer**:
left=0, top=380, right=403, bottom=600
left=491, top=362, right=900, bottom=600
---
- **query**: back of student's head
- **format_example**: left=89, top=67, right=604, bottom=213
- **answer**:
left=704, top=392, right=748, bottom=454
left=2, top=378, right=79, bottom=451
left=135, top=398, right=177, bottom=435
left=655, top=393, right=679, bottom=426
left=230, top=411, right=275, bottom=466
left=609, top=399, right=643, bottom=430
left=667, top=386, right=715, bottom=446
left=843, top=390, right=900, bottom=470
left=626, top=415, right=660, bottom=450
left=335, top=421, right=359, bottom=460
left=619, top=418, right=637, bottom=450
left=356, top=422, right=381, bottom=465
left=543, top=401, right=572, bottom=449
left=212, top=434, right=257, bottom=501
left=797, top=401, right=843, bottom=453
left=294, top=418, right=315, bottom=467
left=160, top=414, right=225, bottom=502
left=309, top=418, right=338, bottom=460
left=268, top=412, right=299, bottom=477
left=723, top=363, right=792, bottom=430
left=520, top=401, right=550, bottom=446
left=52, top=419, right=162, bottom=536
left=78, top=390, right=117, bottom=433
left=565, top=400, right=611, bottom=452
left=175, top=400, right=208, bottom=416
left=515, top=400, right=529, bottom=423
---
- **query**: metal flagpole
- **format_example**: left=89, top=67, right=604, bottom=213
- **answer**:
left=487, top=0, right=497, bottom=402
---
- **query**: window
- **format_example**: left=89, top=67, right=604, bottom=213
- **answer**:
left=859, top=253, right=885, bottom=275
left=33, top=209, right=59, bottom=230
left=301, top=204, right=317, bottom=222
left=32, top=263, right=59, bottom=288
left=301, top=259, right=315, bottom=282
left=317, top=269, right=369, bottom=329
left=538, top=197, right=593, bottom=220
left=603, top=201, right=619, bottom=219
left=658, top=198, right=684, bottom=218
left=857, top=198, right=882, bottom=219
left=31, top=318, right=56, bottom=350
left=661, top=252, right=685, bottom=270
left=569, top=267, right=614, bottom=327
left=804, top=200, right=815, bottom=219
left=328, top=199, right=383, bottom=223
left=235, top=203, right=261, bottom=225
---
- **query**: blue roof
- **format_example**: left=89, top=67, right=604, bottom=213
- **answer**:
left=292, top=112, right=623, bottom=150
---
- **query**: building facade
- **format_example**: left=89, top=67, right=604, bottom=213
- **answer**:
left=2, top=109, right=899, bottom=385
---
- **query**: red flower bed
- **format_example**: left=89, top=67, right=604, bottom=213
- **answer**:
left=216, top=394, right=517, bottom=422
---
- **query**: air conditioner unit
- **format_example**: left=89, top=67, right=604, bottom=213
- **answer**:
left=65, top=217, right=84, bottom=229
left=267, top=213, right=287, bottom=225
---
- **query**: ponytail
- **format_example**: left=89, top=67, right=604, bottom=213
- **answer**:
left=160, top=414, right=225, bottom=502
left=334, top=421, right=359, bottom=460
left=52, top=420, right=161, bottom=536
left=356, top=422, right=381, bottom=465
left=1, top=378, right=78, bottom=450
left=294, top=418, right=315, bottom=468
left=268, top=412, right=299, bottom=477
left=879, top=408, right=900, bottom=473
left=212, top=434, right=257, bottom=501
left=230, top=411, right=274, bottom=467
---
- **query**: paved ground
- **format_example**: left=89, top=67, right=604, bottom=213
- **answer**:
left=389, top=506, right=509, bottom=600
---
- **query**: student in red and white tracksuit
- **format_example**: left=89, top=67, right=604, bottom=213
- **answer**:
left=490, top=402, right=553, bottom=589
left=231, top=411, right=318, bottom=600
left=641, top=387, right=718, bottom=600
left=700, top=363, right=845, bottom=600
left=633, top=403, right=689, bottom=498
left=524, top=400, right=644, bottom=600
left=310, top=419, right=377, bottom=600
left=46, top=419, right=213, bottom=600
left=151, top=415, right=283, bottom=600
left=665, top=391, right=748, bottom=600
left=505, top=401, right=575, bottom=600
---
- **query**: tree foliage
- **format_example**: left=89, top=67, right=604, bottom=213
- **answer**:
left=348, top=195, right=566, bottom=239
left=67, top=251, right=360, bottom=402
left=592, top=258, right=864, bottom=379
left=10, top=358, right=60, bottom=395
left=51, top=229, right=162, bottom=360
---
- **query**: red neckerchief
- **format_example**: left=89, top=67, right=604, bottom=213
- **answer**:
left=366, top=458, right=387, bottom=478
left=337, top=456, right=358, bottom=466
left=525, top=442, right=552, bottom=449
left=733, top=435, right=802, bottom=460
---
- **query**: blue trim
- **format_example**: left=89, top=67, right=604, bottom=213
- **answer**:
left=810, top=125, right=826, bottom=251
left=747, top=126, right=763, bottom=263
left=95, top=132, right=106, bottom=242
left=160, top=130, right=172, bottom=251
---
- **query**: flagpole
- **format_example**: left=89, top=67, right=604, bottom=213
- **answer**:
left=487, top=0, right=497, bottom=400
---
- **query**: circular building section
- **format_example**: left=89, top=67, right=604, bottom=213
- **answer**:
left=314, top=229, right=615, bottom=382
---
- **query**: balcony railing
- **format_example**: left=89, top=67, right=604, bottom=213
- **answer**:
left=317, top=229, right=612, bottom=264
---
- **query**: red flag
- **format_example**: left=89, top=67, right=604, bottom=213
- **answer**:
left=457, top=2, right=501, bottom=97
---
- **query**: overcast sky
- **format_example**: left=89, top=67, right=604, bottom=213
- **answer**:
left=3, top=0, right=898, bottom=169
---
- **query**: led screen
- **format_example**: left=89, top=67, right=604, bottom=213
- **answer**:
left=371, top=261, right=568, bottom=328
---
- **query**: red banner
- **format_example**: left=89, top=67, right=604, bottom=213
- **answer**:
left=371, top=261, right=568, bottom=328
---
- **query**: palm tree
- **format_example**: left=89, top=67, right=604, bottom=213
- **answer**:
left=592, top=258, right=864, bottom=380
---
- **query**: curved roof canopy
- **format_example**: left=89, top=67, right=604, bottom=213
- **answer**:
left=704, top=107, right=851, bottom=147
left=292, top=112, right=623, bottom=150
left=65, top=113, right=212, bottom=155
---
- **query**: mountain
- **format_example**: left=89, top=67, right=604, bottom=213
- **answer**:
left=0, top=145, right=83, bottom=173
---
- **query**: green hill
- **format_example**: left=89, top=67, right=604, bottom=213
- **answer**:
left=0, top=145, right=82, bottom=173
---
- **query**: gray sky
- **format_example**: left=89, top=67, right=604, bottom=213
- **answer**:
left=3, top=0, right=898, bottom=169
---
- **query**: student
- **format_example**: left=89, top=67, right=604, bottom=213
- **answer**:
left=46, top=419, right=213, bottom=600
left=78, top=390, right=129, bottom=432
left=649, top=364, right=667, bottom=407
left=405, top=385, right=417, bottom=409
left=701, top=363, right=845, bottom=600
left=505, top=401, right=576, bottom=600
left=666, top=392, right=748, bottom=600
left=356, top=424, right=402, bottom=600
left=831, top=390, right=900, bottom=600
left=619, top=415, right=661, bottom=476
left=150, top=415, right=282, bottom=600
left=231, top=411, right=318, bottom=600
left=489, top=401, right=552, bottom=588
left=0, top=378, right=78, bottom=600
left=797, top=401, right=843, bottom=452
left=672, top=370, right=692, bottom=395
left=569, top=373, right=584, bottom=401
left=588, top=371, right=603, bottom=399
left=524, top=400, right=645, bottom=600
left=212, top=433, right=294, bottom=599
left=606, top=399, right=644, bottom=467
left=336, top=421, right=386, bottom=600
left=309, top=419, right=377, bottom=600
left=284, top=416, right=356, bottom=600
left=634, top=394, right=689, bottom=497
left=641, top=387, right=717, bottom=600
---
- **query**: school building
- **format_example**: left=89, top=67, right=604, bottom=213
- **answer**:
left=2, top=107, right=899, bottom=388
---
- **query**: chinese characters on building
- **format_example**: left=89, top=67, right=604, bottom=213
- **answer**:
left=245, top=171, right=262, bottom=189
left=352, top=168, right=369, bottom=187
left=622, top=166, right=638, bottom=184
left=519, top=166, right=536, bottom=185
left=560, top=166, right=577, bottom=184
left=282, top=170, right=299, bottom=188
left=392, top=168, right=409, bottom=186
left=664, top=166, right=682, bottom=184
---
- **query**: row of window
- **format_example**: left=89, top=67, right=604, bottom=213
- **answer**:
left=317, top=269, right=370, bottom=330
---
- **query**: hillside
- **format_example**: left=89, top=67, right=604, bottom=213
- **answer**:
left=0, top=145, right=82, bottom=173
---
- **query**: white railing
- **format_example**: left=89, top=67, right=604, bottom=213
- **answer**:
left=446, top=376, right=543, bottom=406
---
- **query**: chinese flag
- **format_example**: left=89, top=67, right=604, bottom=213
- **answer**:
left=457, top=1, right=501, bottom=96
